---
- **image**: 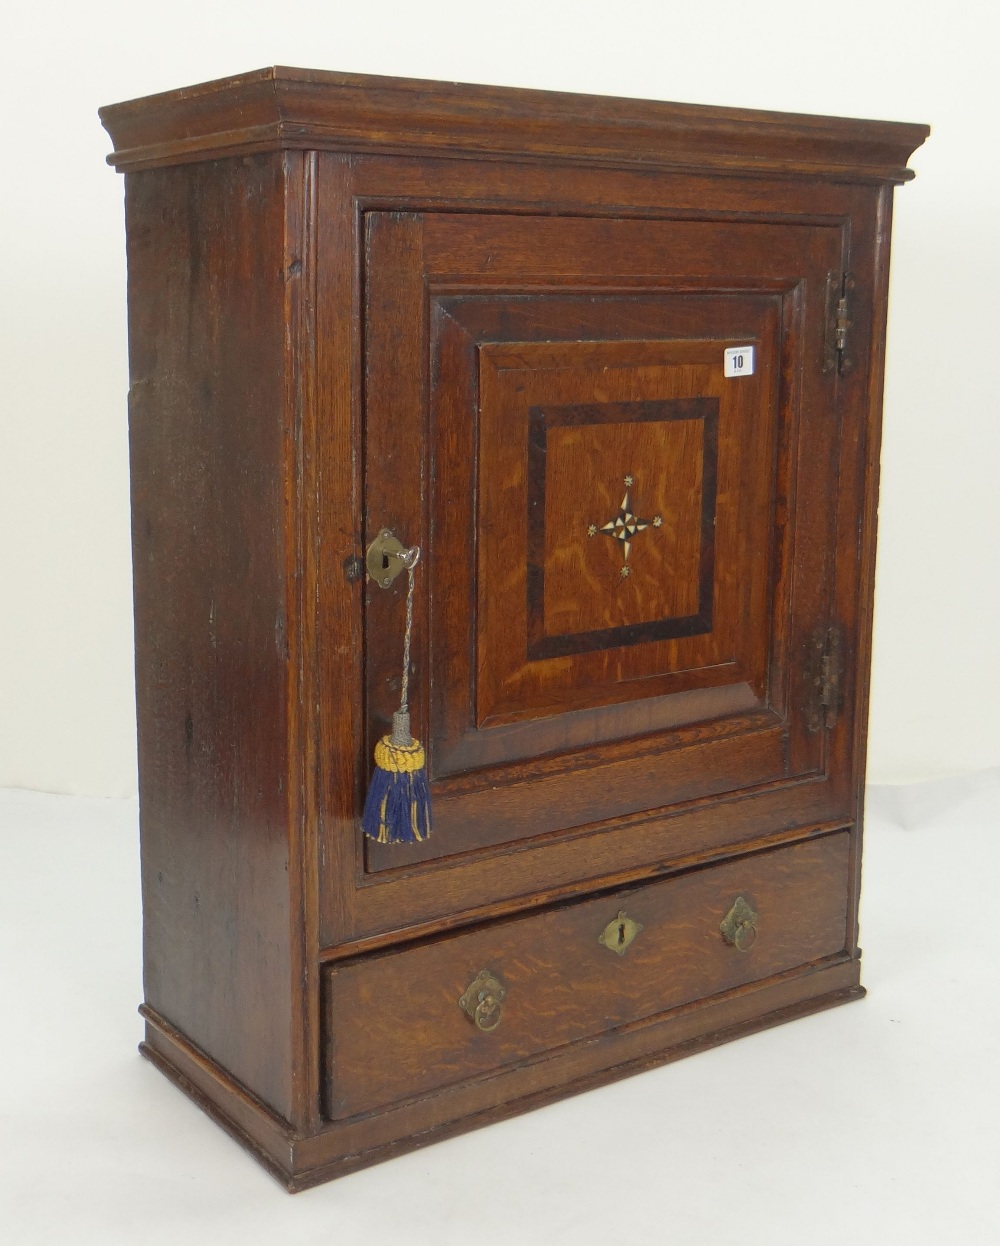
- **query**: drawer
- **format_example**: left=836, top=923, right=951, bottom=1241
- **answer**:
left=323, top=832, right=850, bottom=1120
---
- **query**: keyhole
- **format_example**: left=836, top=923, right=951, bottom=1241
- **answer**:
left=617, top=922, right=626, bottom=946
left=381, top=553, right=391, bottom=570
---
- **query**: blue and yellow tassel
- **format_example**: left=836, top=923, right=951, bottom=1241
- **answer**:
left=361, top=711, right=431, bottom=844
left=361, top=544, right=432, bottom=844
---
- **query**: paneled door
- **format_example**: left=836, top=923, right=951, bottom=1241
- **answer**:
left=358, top=209, right=849, bottom=928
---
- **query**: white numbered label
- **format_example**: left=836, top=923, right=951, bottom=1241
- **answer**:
left=724, top=345, right=755, bottom=378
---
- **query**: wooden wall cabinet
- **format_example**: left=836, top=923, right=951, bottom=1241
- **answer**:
left=100, top=68, right=927, bottom=1190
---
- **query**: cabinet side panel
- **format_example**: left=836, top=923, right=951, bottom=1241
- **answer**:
left=125, top=154, right=294, bottom=1119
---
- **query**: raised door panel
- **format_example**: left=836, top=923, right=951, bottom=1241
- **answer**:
left=473, top=334, right=764, bottom=735
left=357, top=209, right=846, bottom=912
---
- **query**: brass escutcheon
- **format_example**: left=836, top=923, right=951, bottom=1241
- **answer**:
left=366, top=528, right=409, bottom=588
left=458, top=969, right=506, bottom=1032
left=721, top=894, right=758, bottom=951
left=598, top=910, right=643, bottom=956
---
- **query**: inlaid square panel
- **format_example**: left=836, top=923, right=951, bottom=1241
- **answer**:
left=474, top=336, right=772, bottom=733
left=527, top=397, right=717, bottom=658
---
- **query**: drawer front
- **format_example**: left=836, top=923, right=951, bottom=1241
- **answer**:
left=323, top=832, right=850, bottom=1120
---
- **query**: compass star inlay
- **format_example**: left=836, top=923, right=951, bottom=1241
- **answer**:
left=588, top=475, right=662, bottom=577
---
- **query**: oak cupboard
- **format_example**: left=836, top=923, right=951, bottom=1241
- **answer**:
left=100, top=68, right=928, bottom=1189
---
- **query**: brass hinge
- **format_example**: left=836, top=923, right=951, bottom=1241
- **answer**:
left=823, top=271, right=855, bottom=375
left=806, top=625, right=844, bottom=732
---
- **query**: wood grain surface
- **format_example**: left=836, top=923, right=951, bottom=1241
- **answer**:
left=125, top=153, right=298, bottom=1119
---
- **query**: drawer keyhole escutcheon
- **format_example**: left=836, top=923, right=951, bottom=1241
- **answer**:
left=598, top=910, right=643, bottom=956
left=458, top=970, right=506, bottom=1032
left=721, top=895, right=758, bottom=951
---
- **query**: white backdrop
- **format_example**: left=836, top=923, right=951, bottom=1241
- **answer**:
left=2, top=0, right=997, bottom=796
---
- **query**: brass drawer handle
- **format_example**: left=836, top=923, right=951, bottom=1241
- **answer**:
left=458, top=970, right=506, bottom=1032
left=598, top=910, right=643, bottom=956
left=721, top=894, right=758, bottom=951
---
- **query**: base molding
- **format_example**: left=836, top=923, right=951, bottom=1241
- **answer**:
left=140, top=1005, right=298, bottom=1178
left=140, top=956, right=863, bottom=1192
left=140, top=1038, right=296, bottom=1187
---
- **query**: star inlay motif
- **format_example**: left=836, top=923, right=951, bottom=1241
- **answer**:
left=589, top=475, right=662, bottom=578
